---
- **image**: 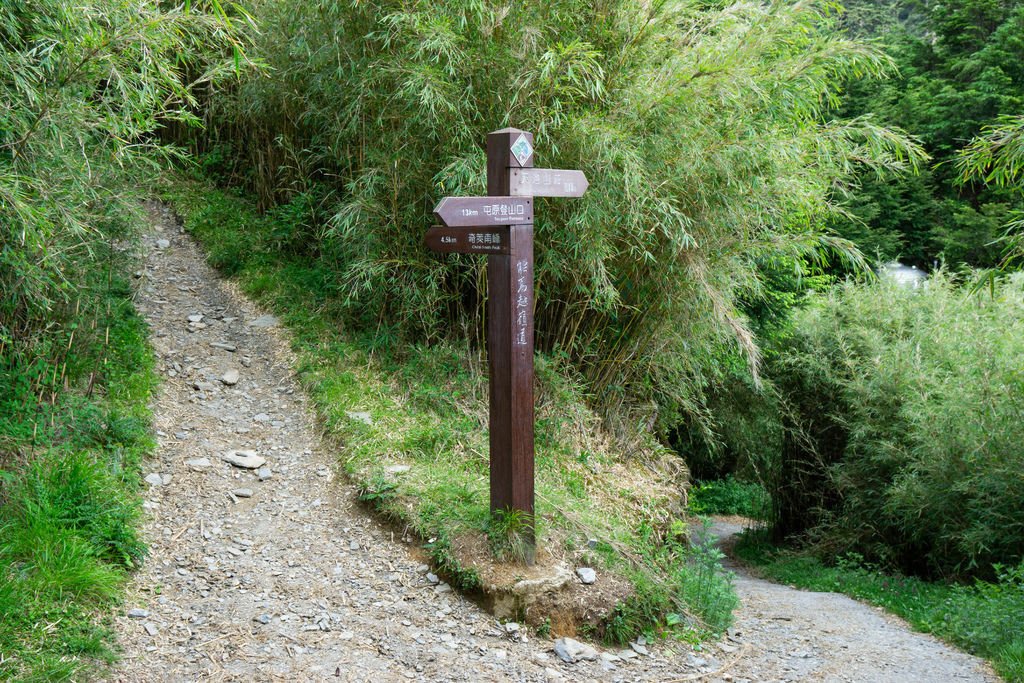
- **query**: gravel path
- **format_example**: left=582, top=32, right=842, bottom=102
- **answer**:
left=108, top=203, right=705, bottom=682
left=698, top=519, right=1000, bottom=683
left=109, top=202, right=999, bottom=682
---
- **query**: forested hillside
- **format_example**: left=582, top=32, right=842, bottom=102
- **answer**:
left=834, top=0, right=1024, bottom=267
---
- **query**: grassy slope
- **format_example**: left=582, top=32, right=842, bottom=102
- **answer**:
left=0, top=243, right=156, bottom=681
left=735, top=532, right=1024, bottom=682
left=160, top=176, right=737, bottom=643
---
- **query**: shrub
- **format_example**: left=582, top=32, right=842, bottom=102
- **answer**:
left=767, top=273, right=1024, bottom=579
left=689, top=477, right=770, bottom=520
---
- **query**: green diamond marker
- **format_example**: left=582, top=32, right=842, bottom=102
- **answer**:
left=510, top=133, right=533, bottom=166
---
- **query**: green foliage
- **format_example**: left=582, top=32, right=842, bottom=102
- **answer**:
left=185, top=0, right=922, bottom=433
left=424, top=533, right=483, bottom=593
left=600, top=520, right=738, bottom=644
left=736, top=532, right=1024, bottom=682
left=0, top=266, right=155, bottom=681
left=356, top=475, right=399, bottom=507
left=0, top=3, right=239, bottom=676
left=959, top=115, right=1024, bottom=190
left=765, top=273, right=1024, bottom=579
left=832, top=0, right=1024, bottom=268
left=0, top=0, right=247, bottom=345
left=958, top=115, right=1024, bottom=269
left=689, top=477, right=770, bottom=520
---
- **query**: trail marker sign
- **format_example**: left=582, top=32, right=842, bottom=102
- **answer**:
left=510, top=168, right=588, bottom=198
left=433, top=196, right=533, bottom=226
left=424, top=128, right=589, bottom=564
left=424, top=225, right=510, bottom=255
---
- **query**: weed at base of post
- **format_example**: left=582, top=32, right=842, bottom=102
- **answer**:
left=486, top=507, right=535, bottom=564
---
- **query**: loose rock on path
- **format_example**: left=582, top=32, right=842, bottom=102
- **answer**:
left=109, top=202, right=999, bottom=682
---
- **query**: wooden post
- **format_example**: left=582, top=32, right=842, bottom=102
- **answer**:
left=486, top=128, right=535, bottom=563
left=427, top=128, right=586, bottom=565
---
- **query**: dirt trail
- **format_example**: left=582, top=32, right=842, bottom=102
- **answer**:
left=109, top=202, right=998, bottom=682
left=697, top=519, right=999, bottom=683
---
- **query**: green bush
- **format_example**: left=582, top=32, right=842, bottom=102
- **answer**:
left=767, top=273, right=1024, bottom=579
left=0, top=4, right=239, bottom=675
left=0, top=269, right=155, bottom=680
left=689, top=477, right=770, bottom=520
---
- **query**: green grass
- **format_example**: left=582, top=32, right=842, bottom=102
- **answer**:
left=735, top=531, right=1024, bottom=682
left=0, top=246, right=156, bottom=681
left=161, top=176, right=738, bottom=643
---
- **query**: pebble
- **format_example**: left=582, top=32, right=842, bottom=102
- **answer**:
left=127, top=608, right=149, bottom=619
left=426, top=573, right=440, bottom=585
left=386, top=464, right=411, bottom=474
left=192, top=380, right=217, bottom=392
left=185, top=457, right=212, bottom=469
left=145, top=473, right=164, bottom=486
left=247, top=314, right=279, bottom=328
left=576, top=567, right=597, bottom=584
left=143, top=622, right=159, bottom=636
left=257, top=466, right=273, bottom=481
left=187, top=314, right=203, bottom=323
left=210, top=342, right=237, bottom=352
left=222, top=369, right=240, bottom=385
left=155, top=239, right=170, bottom=249
left=553, top=637, right=599, bottom=663
left=346, top=410, right=373, bottom=425
left=232, top=488, right=254, bottom=498
left=222, top=450, right=266, bottom=469
left=255, top=614, right=271, bottom=625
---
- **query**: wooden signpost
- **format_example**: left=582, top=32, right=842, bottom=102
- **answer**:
left=426, top=128, right=588, bottom=564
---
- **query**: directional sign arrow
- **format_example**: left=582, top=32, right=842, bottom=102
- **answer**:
left=510, top=168, right=588, bottom=198
left=424, top=226, right=511, bottom=255
left=433, top=196, right=533, bottom=227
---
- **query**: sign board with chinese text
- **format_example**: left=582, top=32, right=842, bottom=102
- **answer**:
left=424, top=226, right=511, bottom=255
left=433, top=197, right=533, bottom=227
left=510, top=168, right=588, bottom=198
